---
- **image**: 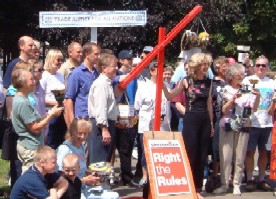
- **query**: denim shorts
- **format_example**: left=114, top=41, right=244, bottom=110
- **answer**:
left=247, top=127, right=272, bottom=152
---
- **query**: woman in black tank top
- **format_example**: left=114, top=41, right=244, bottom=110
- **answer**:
left=164, top=53, right=214, bottom=198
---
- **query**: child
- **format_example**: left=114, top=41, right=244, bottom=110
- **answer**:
left=10, top=145, right=68, bottom=199
left=61, top=154, right=82, bottom=199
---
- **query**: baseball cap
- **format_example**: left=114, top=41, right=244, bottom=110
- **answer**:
left=143, top=46, right=153, bottom=53
left=149, top=61, right=158, bottom=69
left=118, top=50, right=133, bottom=59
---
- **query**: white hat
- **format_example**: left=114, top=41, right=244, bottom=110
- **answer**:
left=143, top=46, right=153, bottom=52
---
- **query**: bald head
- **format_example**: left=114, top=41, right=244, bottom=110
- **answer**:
left=18, top=36, right=35, bottom=60
left=62, top=154, right=80, bottom=168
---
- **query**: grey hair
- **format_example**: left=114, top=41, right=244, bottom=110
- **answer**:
left=225, top=63, right=245, bottom=83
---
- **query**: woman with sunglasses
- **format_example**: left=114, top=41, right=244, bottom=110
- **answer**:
left=40, top=49, right=67, bottom=149
left=31, top=60, right=48, bottom=141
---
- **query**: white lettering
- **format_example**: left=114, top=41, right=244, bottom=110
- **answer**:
left=157, top=175, right=188, bottom=186
left=153, top=153, right=181, bottom=164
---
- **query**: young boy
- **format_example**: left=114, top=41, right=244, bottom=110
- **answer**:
left=60, top=154, right=82, bottom=199
left=10, top=145, right=68, bottom=199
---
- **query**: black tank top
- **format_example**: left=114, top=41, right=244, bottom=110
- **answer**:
left=185, top=77, right=211, bottom=113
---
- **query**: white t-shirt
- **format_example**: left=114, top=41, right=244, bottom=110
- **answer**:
left=40, top=71, right=65, bottom=104
left=135, top=80, right=170, bottom=134
left=243, top=75, right=276, bottom=128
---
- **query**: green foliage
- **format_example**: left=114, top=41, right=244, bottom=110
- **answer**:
left=0, top=0, right=274, bottom=63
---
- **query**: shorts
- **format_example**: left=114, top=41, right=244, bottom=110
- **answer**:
left=17, top=144, right=36, bottom=172
left=247, top=127, right=272, bottom=152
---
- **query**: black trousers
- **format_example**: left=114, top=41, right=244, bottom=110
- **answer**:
left=182, top=111, right=211, bottom=191
left=88, top=119, right=116, bottom=163
left=115, top=126, right=136, bottom=183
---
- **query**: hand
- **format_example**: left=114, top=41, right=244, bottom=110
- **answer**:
left=210, top=125, right=214, bottom=137
left=48, top=105, right=64, bottom=117
left=234, top=93, right=242, bottom=99
left=251, top=88, right=260, bottom=97
left=85, top=172, right=101, bottom=186
left=102, top=129, right=111, bottom=145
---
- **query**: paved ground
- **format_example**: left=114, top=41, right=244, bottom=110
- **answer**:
left=112, top=153, right=276, bottom=199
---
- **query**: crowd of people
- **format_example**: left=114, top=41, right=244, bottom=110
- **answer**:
left=0, top=35, right=275, bottom=199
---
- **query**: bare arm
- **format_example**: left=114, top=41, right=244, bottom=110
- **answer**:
left=163, top=80, right=185, bottom=101
left=175, top=102, right=186, bottom=115
left=64, top=98, right=74, bottom=129
left=268, top=93, right=276, bottom=116
left=6, top=96, right=13, bottom=119
left=81, top=172, right=101, bottom=186
left=26, top=106, right=64, bottom=135
left=54, top=176, right=69, bottom=199
left=251, top=89, right=261, bottom=112
left=45, top=188, right=58, bottom=199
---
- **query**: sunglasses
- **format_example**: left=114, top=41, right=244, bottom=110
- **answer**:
left=255, top=64, right=267, bottom=68
left=34, top=68, right=44, bottom=73
left=56, top=58, right=64, bottom=62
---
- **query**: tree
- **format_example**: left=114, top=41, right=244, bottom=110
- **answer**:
left=0, top=0, right=274, bottom=70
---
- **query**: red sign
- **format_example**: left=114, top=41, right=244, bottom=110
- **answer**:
left=148, top=140, right=191, bottom=196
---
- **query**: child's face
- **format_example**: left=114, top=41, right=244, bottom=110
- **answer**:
left=42, top=156, right=57, bottom=174
left=63, top=163, right=80, bottom=181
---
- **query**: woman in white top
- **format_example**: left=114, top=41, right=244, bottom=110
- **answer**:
left=40, top=49, right=67, bottom=149
left=134, top=62, right=170, bottom=187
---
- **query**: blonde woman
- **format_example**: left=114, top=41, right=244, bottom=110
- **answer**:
left=164, top=53, right=214, bottom=199
left=57, top=118, right=119, bottom=199
left=40, top=49, right=67, bottom=149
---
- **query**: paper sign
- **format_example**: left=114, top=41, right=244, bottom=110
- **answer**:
left=148, top=140, right=191, bottom=196
left=118, top=105, right=135, bottom=117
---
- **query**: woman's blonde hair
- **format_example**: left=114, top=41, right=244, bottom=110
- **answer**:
left=67, top=118, right=92, bottom=139
left=225, top=63, right=245, bottom=83
left=44, top=49, right=63, bottom=70
left=188, top=53, right=212, bottom=80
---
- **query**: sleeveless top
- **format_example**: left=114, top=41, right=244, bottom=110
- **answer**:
left=184, top=77, right=211, bottom=113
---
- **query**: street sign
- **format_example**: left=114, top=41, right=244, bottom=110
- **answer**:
left=39, top=11, right=147, bottom=28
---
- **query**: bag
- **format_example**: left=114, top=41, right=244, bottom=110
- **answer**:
left=205, top=175, right=221, bottom=193
left=0, top=118, right=9, bottom=149
left=228, top=106, right=251, bottom=133
left=1, top=122, right=18, bottom=160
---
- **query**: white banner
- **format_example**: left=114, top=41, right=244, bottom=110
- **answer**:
left=39, top=10, right=147, bottom=28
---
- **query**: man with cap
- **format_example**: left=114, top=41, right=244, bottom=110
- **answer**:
left=112, top=50, right=138, bottom=187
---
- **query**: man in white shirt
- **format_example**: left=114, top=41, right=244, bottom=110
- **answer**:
left=88, top=53, right=120, bottom=163
left=243, top=56, right=276, bottom=192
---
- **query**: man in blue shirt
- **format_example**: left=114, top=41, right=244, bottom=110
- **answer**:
left=3, top=36, right=35, bottom=94
left=10, top=145, right=68, bottom=199
left=64, top=42, right=101, bottom=127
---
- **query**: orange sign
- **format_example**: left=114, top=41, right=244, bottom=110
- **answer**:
left=270, top=120, right=276, bottom=179
left=148, top=140, right=191, bottom=196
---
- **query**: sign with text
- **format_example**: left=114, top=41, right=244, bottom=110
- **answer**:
left=39, top=10, right=147, bottom=28
left=148, top=139, right=191, bottom=196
